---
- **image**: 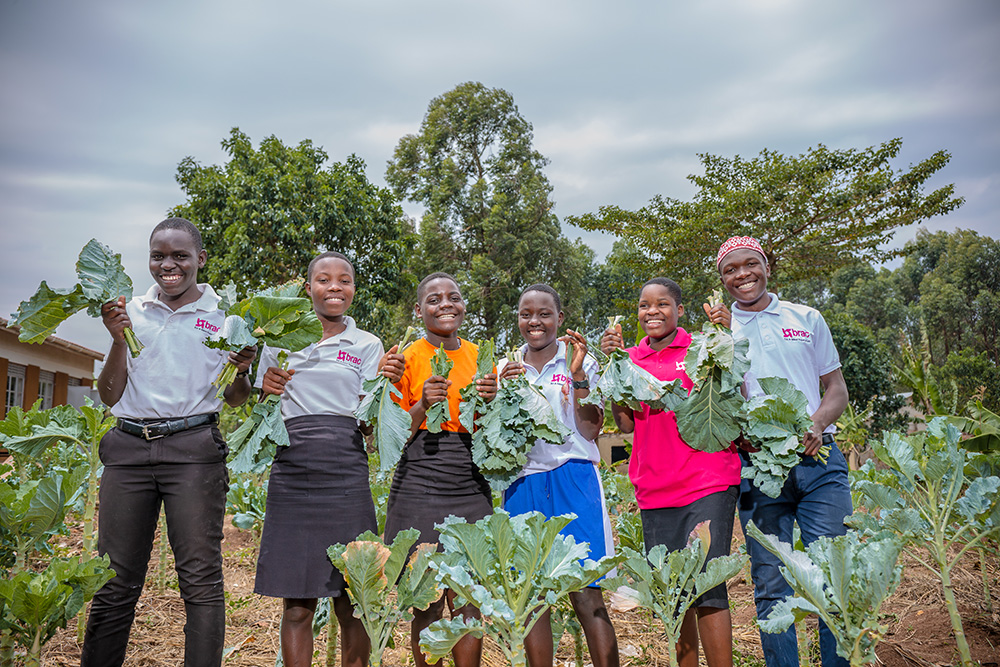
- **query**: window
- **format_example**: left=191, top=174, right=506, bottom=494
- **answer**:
left=6, top=364, right=25, bottom=413
left=38, top=371, right=54, bottom=409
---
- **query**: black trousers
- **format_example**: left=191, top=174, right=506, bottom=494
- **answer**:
left=81, top=425, right=229, bottom=667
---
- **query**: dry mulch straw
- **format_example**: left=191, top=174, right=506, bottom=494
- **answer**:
left=35, top=515, right=1000, bottom=667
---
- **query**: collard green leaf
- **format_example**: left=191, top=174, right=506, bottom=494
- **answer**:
left=355, top=376, right=411, bottom=473
left=227, top=394, right=288, bottom=475
left=459, top=339, right=495, bottom=432
left=9, top=282, right=90, bottom=344
left=739, top=376, right=815, bottom=497
left=204, top=315, right=258, bottom=352
left=672, top=372, right=743, bottom=453
left=582, top=347, right=673, bottom=411
left=76, top=239, right=134, bottom=317
left=217, top=282, right=239, bottom=312
left=424, top=345, right=454, bottom=433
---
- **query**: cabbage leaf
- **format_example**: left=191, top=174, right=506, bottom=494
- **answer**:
left=10, top=239, right=144, bottom=357
left=226, top=351, right=289, bottom=474
left=458, top=339, right=495, bottom=433
left=424, top=344, right=454, bottom=433
left=354, top=327, right=417, bottom=473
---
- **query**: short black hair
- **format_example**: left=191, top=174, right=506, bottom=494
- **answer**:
left=307, top=251, right=354, bottom=281
left=519, top=283, right=561, bottom=312
left=640, top=277, right=682, bottom=305
left=417, top=272, right=461, bottom=302
left=151, top=218, right=203, bottom=251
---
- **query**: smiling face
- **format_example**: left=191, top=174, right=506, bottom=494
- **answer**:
left=148, top=228, right=207, bottom=309
left=719, top=248, right=771, bottom=311
left=416, top=276, right=466, bottom=341
left=306, top=257, right=355, bottom=320
left=638, top=283, right=683, bottom=348
left=518, top=290, right=563, bottom=353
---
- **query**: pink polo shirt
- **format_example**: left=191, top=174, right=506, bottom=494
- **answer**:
left=627, top=328, right=741, bottom=509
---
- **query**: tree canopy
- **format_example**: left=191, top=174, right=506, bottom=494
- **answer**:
left=386, top=82, right=593, bottom=344
left=570, top=139, right=964, bottom=308
left=172, top=128, right=411, bottom=338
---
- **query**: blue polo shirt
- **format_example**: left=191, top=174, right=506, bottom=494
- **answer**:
left=730, top=293, right=841, bottom=433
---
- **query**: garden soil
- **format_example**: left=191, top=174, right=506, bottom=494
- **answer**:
left=36, top=514, right=1000, bottom=667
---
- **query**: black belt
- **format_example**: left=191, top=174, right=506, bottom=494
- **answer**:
left=117, top=413, right=219, bottom=441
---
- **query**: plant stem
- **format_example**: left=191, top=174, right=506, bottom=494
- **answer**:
left=326, top=612, right=337, bottom=667
left=981, top=547, right=993, bottom=613
left=158, top=508, right=170, bottom=592
left=937, top=545, right=974, bottom=666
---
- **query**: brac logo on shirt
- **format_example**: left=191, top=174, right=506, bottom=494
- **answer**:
left=195, top=318, right=220, bottom=334
left=782, top=328, right=812, bottom=341
left=337, top=349, right=362, bottom=366
left=551, top=373, right=571, bottom=385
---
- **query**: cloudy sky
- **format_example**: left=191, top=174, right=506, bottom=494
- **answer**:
left=1, top=0, right=998, bottom=354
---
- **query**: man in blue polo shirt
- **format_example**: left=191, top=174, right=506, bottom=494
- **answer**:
left=716, top=236, right=852, bottom=667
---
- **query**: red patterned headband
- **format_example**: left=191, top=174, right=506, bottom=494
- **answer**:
left=716, top=236, right=767, bottom=270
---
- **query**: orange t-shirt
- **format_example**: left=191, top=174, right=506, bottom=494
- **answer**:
left=394, top=338, right=479, bottom=432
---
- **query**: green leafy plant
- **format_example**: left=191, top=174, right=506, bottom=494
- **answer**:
left=583, top=317, right=677, bottom=412
left=419, top=510, right=617, bottom=667
left=601, top=520, right=746, bottom=667
left=424, top=344, right=455, bottom=433
left=741, top=377, right=826, bottom=498
left=671, top=290, right=750, bottom=453
left=0, top=555, right=115, bottom=667
left=205, top=280, right=322, bottom=397
left=327, top=529, right=441, bottom=667
left=746, top=523, right=903, bottom=666
left=458, top=339, right=495, bottom=432
left=9, top=239, right=143, bottom=357
left=226, top=351, right=289, bottom=474
left=226, top=473, right=269, bottom=536
left=355, top=326, right=417, bottom=473
left=471, top=349, right=572, bottom=491
left=848, top=418, right=1000, bottom=666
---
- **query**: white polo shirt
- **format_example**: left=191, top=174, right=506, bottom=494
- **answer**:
left=112, top=284, right=229, bottom=420
left=731, top=293, right=841, bottom=433
left=498, top=341, right=601, bottom=476
left=254, top=316, right=384, bottom=420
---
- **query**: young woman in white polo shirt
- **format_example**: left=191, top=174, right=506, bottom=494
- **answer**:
left=498, top=283, right=620, bottom=667
left=83, top=218, right=257, bottom=667
left=252, top=251, right=404, bottom=667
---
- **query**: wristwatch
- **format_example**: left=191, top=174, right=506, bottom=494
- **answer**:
left=571, top=377, right=589, bottom=390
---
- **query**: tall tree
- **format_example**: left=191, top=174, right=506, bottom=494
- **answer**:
left=386, top=82, right=592, bottom=344
left=569, top=139, right=964, bottom=310
left=172, top=128, right=412, bottom=339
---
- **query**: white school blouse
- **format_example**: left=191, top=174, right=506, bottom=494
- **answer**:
left=254, top=316, right=384, bottom=420
left=111, top=284, right=228, bottom=420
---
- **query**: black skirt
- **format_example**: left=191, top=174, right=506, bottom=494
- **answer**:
left=254, top=414, right=376, bottom=599
left=383, top=430, right=493, bottom=548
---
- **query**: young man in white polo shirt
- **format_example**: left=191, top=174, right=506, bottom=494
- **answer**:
left=82, top=218, right=256, bottom=667
left=715, top=236, right=851, bottom=667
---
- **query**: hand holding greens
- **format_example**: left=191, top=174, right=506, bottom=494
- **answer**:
left=583, top=317, right=679, bottom=412
left=204, top=280, right=322, bottom=398
left=355, top=326, right=417, bottom=473
left=424, top=344, right=454, bottom=433
left=10, top=239, right=144, bottom=357
left=470, top=348, right=571, bottom=491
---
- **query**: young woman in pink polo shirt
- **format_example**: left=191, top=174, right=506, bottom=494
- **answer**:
left=600, top=277, right=741, bottom=667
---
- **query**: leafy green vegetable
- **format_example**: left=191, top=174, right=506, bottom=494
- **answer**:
left=226, top=473, right=268, bottom=535
left=471, top=349, right=572, bottom=491
left=355, top=326, right=417, bottom=474
left=671, top=289, right=749, bottom=453
left=746, top=522, right=903, bottom=665
left=419, top=510, right=617, bottom=667
left=328, top=529, right=441, bottom=667
left=601, top=521, right=747, bottom=667
left=205, top=280, right=322, bottom=398
left=10, top=239, right=144, bottom=357
left=582, top=349, right=679, bottom=412
left=424, top=344, right=455, bottom=433
left=848, top=418, right=1000, bottom=666
left=226, top=351, right=289, bottom=475
left=458, top=339, right=495, bottom=432
left=741, top=376, right=824, bottom=498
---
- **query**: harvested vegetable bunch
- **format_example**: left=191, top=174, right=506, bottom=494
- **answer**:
left=741, top=376, right=823, bottom=498
left=424, top=344, right=454, bottom=433
left=582, top=316, right=679, bottom=412
left=672, top=289, right=750, bottom=453
left=355, top=326, right=417, bottom=473
left=204, top=280, right=322, bottom=398
left=471, top=349, right=571, bottom=491
left=10, top=239, right=144, bottom=357
left=227, top=351, right=289, bottom=474
left=458, top=339, right=495, bottom=432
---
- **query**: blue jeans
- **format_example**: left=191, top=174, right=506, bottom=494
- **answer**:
left=738, top=444, right=852, bottom=667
